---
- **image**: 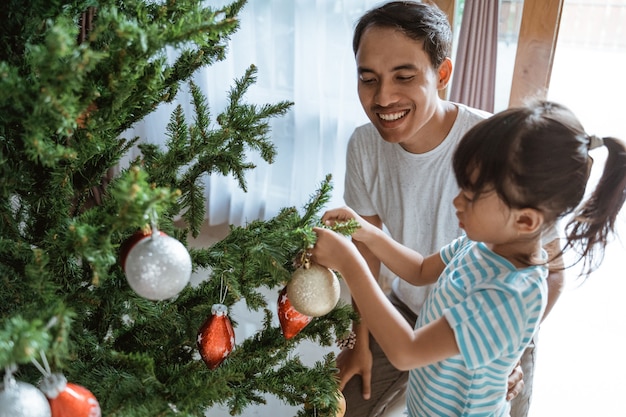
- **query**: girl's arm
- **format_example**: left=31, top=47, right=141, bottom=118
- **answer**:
left=311, top=227, right=459, bottom=370
left=321, top=207, right=444, bottom=286
left=337, top=214, right=381, bottom=394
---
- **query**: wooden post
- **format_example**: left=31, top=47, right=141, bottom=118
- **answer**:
left=431, top=0, right=456, bottom=24
left=508, top=0, right=564, bottom=107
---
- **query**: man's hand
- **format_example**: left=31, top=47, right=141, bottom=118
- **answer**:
left=506, top=362, right=525, bottom=401
left=336, top=344, right=373, bottom=400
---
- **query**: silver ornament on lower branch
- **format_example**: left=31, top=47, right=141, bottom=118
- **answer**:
left=0, top=377, right=51, bottom=417
left=286, top=262, right=340, bottom=317
left=123, top=231, right=192, bottom=300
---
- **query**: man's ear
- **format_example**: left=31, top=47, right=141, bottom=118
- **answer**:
left=515, top=208, right=544, bottom=235
left=437, top=58, right=453, bottom=89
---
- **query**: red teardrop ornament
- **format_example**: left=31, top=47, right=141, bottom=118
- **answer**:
left=197, top=304, right=235, bottom=369
left=278, top=286, right=312, bottom=339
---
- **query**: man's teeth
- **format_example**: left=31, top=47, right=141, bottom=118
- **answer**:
left=378, top=111, right=407, bottom=121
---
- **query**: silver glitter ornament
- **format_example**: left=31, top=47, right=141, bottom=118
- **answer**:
left=124, top=232, right=192, bottom=300
left=286, top=263, right=340, bottom=317
left=0, top=377, right=51, bottom=417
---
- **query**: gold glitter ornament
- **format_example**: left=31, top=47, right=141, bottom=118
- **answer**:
left=286, top=262, right=340, bottom=317
left=336, top=390, right=347, bottom=417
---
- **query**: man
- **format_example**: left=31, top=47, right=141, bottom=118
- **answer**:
left=338, top=2, right=564, bottom=416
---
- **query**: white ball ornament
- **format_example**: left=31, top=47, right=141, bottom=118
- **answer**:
left=0, top=378, right=51, bottom=417
left=124, top=231, right=192, bottom=300
left=286, top=262, right=340, bottom=317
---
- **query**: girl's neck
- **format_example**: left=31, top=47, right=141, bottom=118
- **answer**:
left=487, top=239, right=545, bottom=269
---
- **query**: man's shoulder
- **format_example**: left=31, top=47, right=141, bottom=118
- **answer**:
left=348, top=123, right=383, bottom=150
left=351, top=122, right=379, bottom=138
left=455, top=102, right=492, bottom=123
left=447, top=103, right=492, bottom=141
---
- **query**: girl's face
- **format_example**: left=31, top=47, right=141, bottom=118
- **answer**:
left=453, top=187, right=518, bottom=245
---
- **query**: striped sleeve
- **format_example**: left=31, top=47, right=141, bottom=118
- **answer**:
left=443, top=273, right=545, bottom=370
left=440, top=234, right=468, bottom=265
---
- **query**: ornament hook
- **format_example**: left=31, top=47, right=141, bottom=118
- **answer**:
left=31, top=350, right=52, bottom=377
left=149, top=207, right=160, bottom=238
left=298, top=247, right=313, bottom=269
left=218, top=268, right=233, bottom=304
left=3, top=364, right=18, bottom=386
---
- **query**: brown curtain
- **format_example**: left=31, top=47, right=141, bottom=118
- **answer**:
left=449, top=0, right=499, bottom=113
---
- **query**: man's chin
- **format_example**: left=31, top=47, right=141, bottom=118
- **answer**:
left=376, top=129, right=405, bottom=144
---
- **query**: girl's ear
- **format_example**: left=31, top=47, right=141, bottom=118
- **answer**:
left=515, top=208, right=544, bottom=235
left=437, top=58, right=453, bottom=89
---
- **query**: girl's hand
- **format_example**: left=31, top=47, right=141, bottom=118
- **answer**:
left=311, top=226, right=360, bottom=273
left=321, top=206, right=376, bottom=243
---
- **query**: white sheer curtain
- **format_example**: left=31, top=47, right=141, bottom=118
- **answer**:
left=123, top=0, right=377, bottom=226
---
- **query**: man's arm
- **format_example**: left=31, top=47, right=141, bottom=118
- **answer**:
left=543, top=238, right=566, bottom=321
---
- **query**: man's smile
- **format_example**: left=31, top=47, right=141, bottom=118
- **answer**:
left=377, top=110, right=409, bottom=122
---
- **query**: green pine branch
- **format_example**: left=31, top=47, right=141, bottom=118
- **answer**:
left=0, top=1, right=353, bottom=415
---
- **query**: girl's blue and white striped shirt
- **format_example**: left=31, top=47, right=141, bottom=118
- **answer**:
left=407, top=235, right=548, bottom=416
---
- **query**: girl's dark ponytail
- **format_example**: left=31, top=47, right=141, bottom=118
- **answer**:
left=565, top=136, right=626, bottom=275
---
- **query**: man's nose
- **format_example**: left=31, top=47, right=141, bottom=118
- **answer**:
left=374, top=79, right=397, bottom=107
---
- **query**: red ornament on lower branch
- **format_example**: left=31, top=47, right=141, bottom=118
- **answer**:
left=277, top=286, right=312, bottom=339
left=38, top=373, right=101, bottom=417
left=197, top=304, right=235, bottom=369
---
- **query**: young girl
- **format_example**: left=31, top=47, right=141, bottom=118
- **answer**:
left=311, top=101, right=626, bottom=416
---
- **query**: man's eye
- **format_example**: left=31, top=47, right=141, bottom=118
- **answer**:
left=397, top=75, right=415, bottom=81
left=359, top=76, right=376, bottom=84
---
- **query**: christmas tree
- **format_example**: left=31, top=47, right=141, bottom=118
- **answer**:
left=0, top=1, right=354, bottom=415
